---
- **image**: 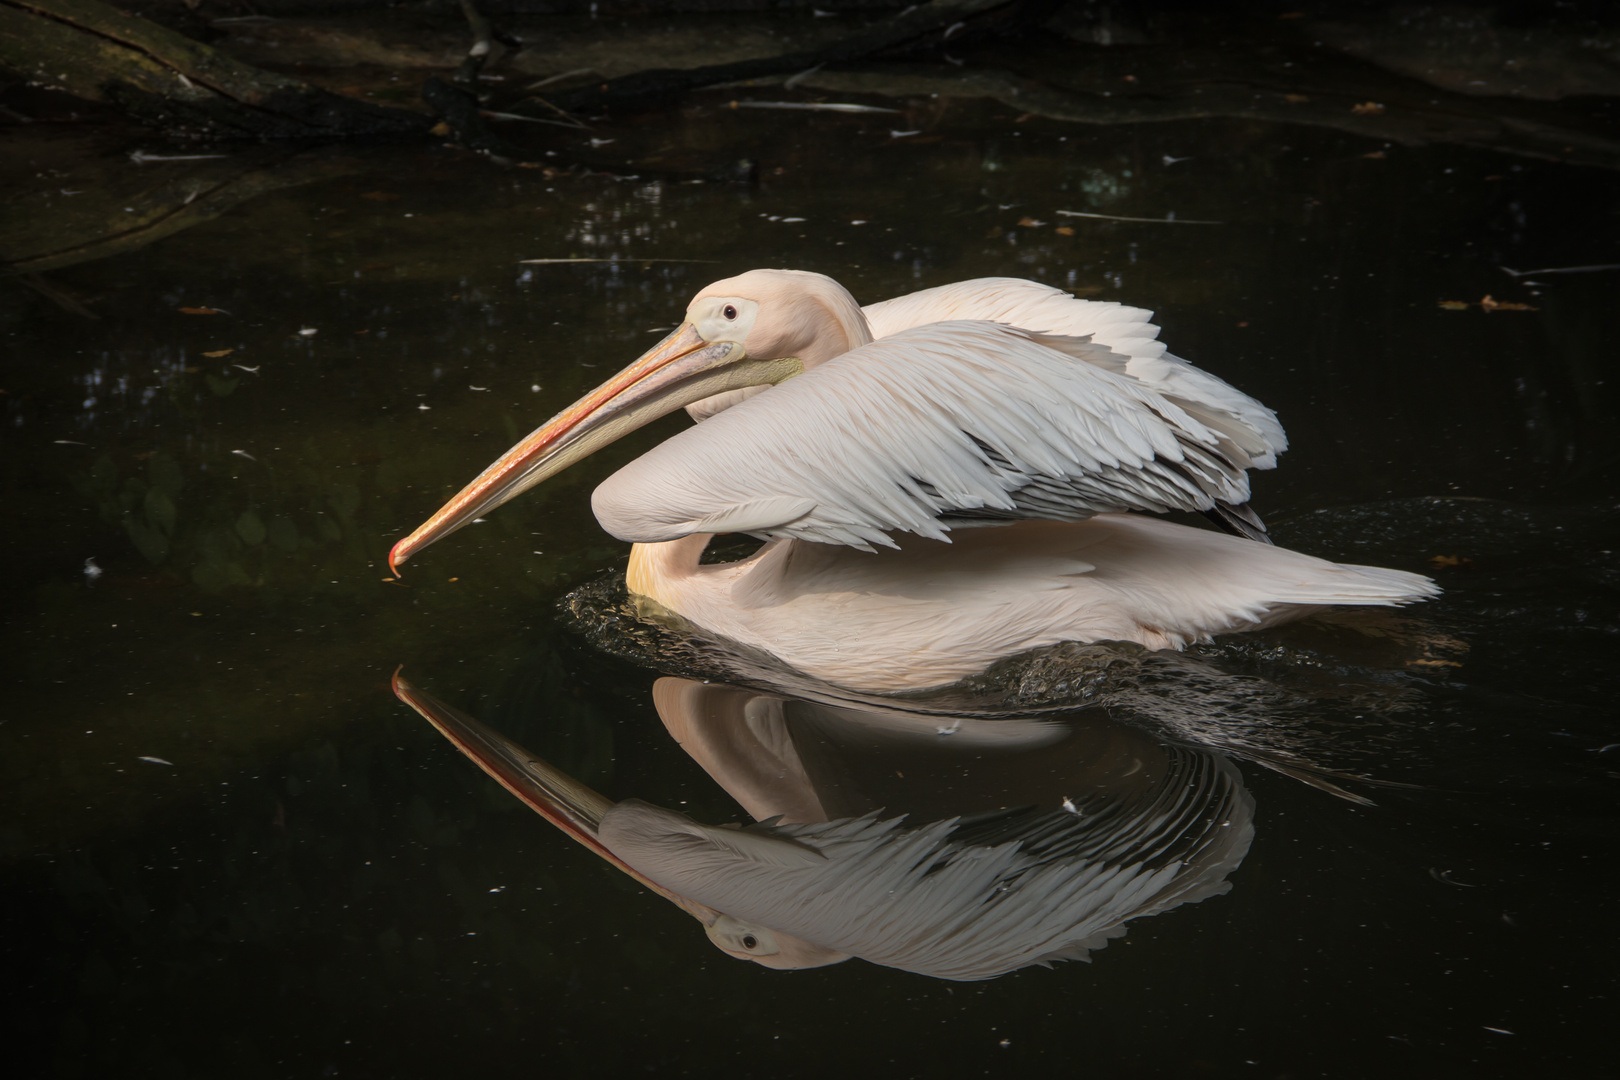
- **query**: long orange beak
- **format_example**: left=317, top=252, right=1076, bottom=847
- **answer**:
left=391, top=667, right=723, bottom=926
left=388, top=323, right=799, bottom=574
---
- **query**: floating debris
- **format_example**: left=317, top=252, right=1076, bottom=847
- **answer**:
left=1499, top=263, right=1620, bottom=277
left=526, top=68, right=597, bottom=90
left=1055, top=209, right=1224, bottom=225
left=784, top=63, right=825, bottom=89
left=479, top=111, right=584, bottom=129
left=1428, top=867, right=1479, bottom=887
left=733, top=101, right=900, bottom=114
left=1437, top=296, right=1538, bottom=312
left=130, top=150, right=228, bottom=164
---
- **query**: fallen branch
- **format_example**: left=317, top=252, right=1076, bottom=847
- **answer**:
left=531, top=0, right=1019, bottom=115
left=786, top=63, right=1620, bottom=172
left=2, top=149, right=355, bottom=276
left=0, top=0, right=430, bottom=138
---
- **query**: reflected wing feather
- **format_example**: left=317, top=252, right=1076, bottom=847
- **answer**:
left=602, top=744, right=1254, bottom=981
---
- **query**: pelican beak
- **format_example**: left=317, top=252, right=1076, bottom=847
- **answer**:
left=391, top=667, right=723, bottom=927
left=389, top=322, right=801, bottom=574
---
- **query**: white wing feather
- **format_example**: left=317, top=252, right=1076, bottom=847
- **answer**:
left=864, top=277, right=1287, bottom=468
left=595, top=321, right=1256, bottom=549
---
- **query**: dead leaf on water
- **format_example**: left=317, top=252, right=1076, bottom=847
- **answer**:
left=1438, top=297, right=1537, bottom=312
left=1481, top=294, right=1538, bottom=312
left=1016, top=217, right=1044, bottom=227
left=1428, top=554, right=1476, bottom=569
left=1362, top=151, right=1386, bottom=159
left=1351, top=102, right=1386, bottom=115
left=1284, top=93, right=1309, bottom=103
left=1055, top=226, right=1075, bottom=236
left=179, top=306, right=222, bottom=315
left=202, top=348, right=233, bottom=358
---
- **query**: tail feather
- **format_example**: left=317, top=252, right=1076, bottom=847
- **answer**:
left=1202, top=501, right=1272, bottom=545
left=1273, top=562, right=1441, bottom=607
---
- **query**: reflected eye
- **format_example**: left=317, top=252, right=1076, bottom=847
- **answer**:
left=741, top=935, right=758, bottom=950
left=723, top=305, right=737, bottom=320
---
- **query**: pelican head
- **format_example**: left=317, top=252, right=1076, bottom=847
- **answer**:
left=705, top=913, right=852, bottom=970
left=389, top=269, right=871, bottom=574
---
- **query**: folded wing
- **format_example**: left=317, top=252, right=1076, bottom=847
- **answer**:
left=594, top=321, right=1267, bottom=550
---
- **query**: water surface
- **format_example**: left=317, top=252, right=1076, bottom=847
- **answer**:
left=3, top=61, right=1617, bottom=1078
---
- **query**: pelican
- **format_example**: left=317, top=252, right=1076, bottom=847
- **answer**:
left=394, top=670, right=1254, bottom=980
left=391, top=270, right=1436, bottom=692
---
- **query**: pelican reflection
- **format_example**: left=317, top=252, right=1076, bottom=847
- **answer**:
left=395, top=671, right=1253, bottom=980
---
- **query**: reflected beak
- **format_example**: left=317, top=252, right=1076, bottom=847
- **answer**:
left=389, top=323, right=801, bottom=574
left=391, top=667, right=722, bottom=927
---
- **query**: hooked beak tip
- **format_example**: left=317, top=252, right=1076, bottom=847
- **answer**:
left=387, top=539, right=409, bottom=577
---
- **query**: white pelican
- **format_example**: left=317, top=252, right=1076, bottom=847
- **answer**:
left=394, top=670, right=1254, bottom=980
left=391, top=270, right=1436, bottom=692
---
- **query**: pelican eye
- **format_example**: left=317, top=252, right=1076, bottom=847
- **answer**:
left=723, top=305, right=737, bottom=320
left=741, top=934, right=758, bottom=950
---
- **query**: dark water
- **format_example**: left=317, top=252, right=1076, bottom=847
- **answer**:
left=3, top=74, right=1617, bottom=1079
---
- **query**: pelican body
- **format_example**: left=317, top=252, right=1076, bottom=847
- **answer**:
left=627, top=516, right=1435, bottom=693
left=391, top=270, right=1436, bottom=692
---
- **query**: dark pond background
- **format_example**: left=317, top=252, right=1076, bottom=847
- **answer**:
left=3, top=13, right=1618, bottom=1077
